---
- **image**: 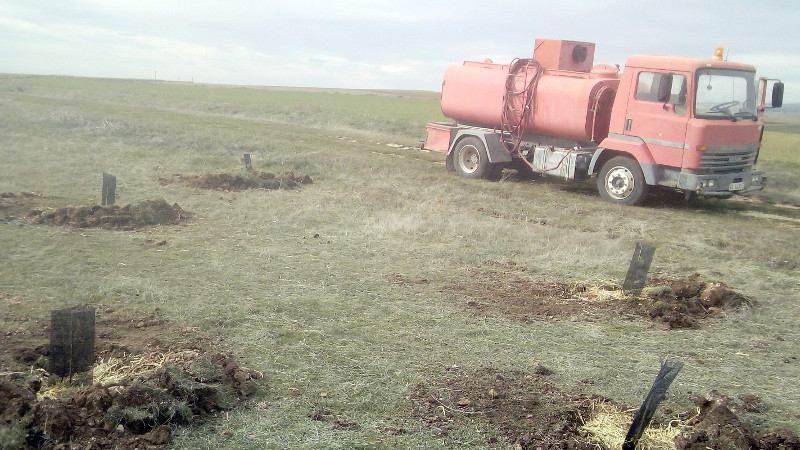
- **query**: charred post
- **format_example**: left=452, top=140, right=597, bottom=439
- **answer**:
left=50, top=306, right=95, bottom=382
left=623, top=358, right=683, bottom=449
left=623, top=242, right=655, bottom=294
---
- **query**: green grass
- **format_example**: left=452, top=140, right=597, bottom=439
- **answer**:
left=754, top=122, right=800, bottom=205
left=0, top=75, right=444, bottom=144
left=2, top=74, right=800, bottom=448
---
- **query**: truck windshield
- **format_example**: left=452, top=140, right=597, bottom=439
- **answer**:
left=695, top=68, right=756, bottom=119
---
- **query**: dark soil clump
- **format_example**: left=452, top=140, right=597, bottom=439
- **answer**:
left=674, top=391, right=800, bottom=449
left=165, top=171, right=312, bottom=191
left=642, top=273, right=752, bottom=329
left=32, top=198, right=191, bottom=230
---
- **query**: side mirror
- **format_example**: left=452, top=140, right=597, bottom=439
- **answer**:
left=657, top=74, right=673, bottom=103
left=771, top=82, right=784, bottom=108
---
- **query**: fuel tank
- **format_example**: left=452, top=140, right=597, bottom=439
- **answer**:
left=440, top=58, right=620, bottom=143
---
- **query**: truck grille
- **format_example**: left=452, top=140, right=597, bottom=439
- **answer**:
left=698, top=145, right=758, bottom=174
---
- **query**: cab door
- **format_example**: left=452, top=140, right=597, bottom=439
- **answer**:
left=624, top=71, right=690, bottom=169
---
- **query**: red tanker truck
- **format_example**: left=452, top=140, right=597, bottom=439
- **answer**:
left=424, top=39, right=785, bottom=205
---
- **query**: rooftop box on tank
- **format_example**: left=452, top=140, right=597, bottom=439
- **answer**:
left=533, top=39, right=596, bottom=72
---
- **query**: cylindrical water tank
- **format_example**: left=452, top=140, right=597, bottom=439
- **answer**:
left=441, top=61, right=619, bottom=143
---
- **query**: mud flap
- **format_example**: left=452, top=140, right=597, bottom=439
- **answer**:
left=446, top=129, right=512, bottom=171
left=483, top=132, right=512, bottom=164
left=447, top=130, right=512, bottom=163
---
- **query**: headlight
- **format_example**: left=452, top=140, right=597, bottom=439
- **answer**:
left=699, top=179, right=719, bottom=189
left=752, top=174, right=761, bottom=183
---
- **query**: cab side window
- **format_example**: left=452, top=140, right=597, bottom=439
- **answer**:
left=635, top=72, right=669, bottom=102
left=635, top=72, right=687, bottom=113
left=670, top=75, right=687, bottom=113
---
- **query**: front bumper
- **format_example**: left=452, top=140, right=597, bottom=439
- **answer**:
left=678, top=170, right=764, bottom=197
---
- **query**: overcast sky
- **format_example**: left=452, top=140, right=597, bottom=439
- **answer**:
left=1, top=0, right=798, bottom=102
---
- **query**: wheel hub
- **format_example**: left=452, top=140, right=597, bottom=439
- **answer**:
left=605, top=166, right=634, bottom=199
left=458, top=145, right=480, bottom=173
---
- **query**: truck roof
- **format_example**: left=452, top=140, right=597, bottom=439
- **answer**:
left=624, top=55, right=756, bottom=73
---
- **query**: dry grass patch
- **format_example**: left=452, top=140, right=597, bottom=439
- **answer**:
left=581, top=401, right=684, bottom=449
left=161, top=171, right=313, bottom=191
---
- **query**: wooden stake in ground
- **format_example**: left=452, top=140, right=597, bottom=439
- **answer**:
left=102, top=172, right=116, bottom=206
left=50, top=306, right=95, bottom=382
left=243, top=153, right=252, bottom=170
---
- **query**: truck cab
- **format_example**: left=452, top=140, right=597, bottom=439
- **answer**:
left=596, top=55, right=784, bottom=203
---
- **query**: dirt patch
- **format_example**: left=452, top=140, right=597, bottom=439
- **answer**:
left=162, top=171, right=312, bottom=191
left=410, top=368, right=799, bottom=449
left=411, top=366, right=602, bottom=449
left=30, top=198, right=191, bottom=230
left=0, top=192, right=56, bottom=223
left=441, top=262, right=752, bottom=329
left=308, top=408, right=361, bottom=431
left=388, top=273, right=430, bottom=286
left=0, top=310, right=260, bottom=449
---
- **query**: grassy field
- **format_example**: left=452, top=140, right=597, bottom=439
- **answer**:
left=1, top=74, right=800, bottom=448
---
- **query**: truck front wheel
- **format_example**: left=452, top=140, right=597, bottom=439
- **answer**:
left=597, top=156, right=648, bottom=205
left=454, top=137, right=501, bottom=180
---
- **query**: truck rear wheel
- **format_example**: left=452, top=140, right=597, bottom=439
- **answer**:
left=454, top=137, right=501, bottom=180
left=597, top=156, right=648, bottom=205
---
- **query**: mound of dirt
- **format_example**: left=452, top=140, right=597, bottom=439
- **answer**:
left=411, top=366, right=600, bottom=449
left=164, top=171, right=312, bottom=191
left=0, top=311, right=260, bottom=449
left=642, top=274, right=752, bottom=329
left=442, top=262, right=752, bottom=329
left=674, top=391, right=800, bottom=449
left=32, top=199, right=190, bottom=230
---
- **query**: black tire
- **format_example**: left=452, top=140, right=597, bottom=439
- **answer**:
left=453, top=137, right=501, bottom=180
left=597, top=156, right=648, bottom=206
